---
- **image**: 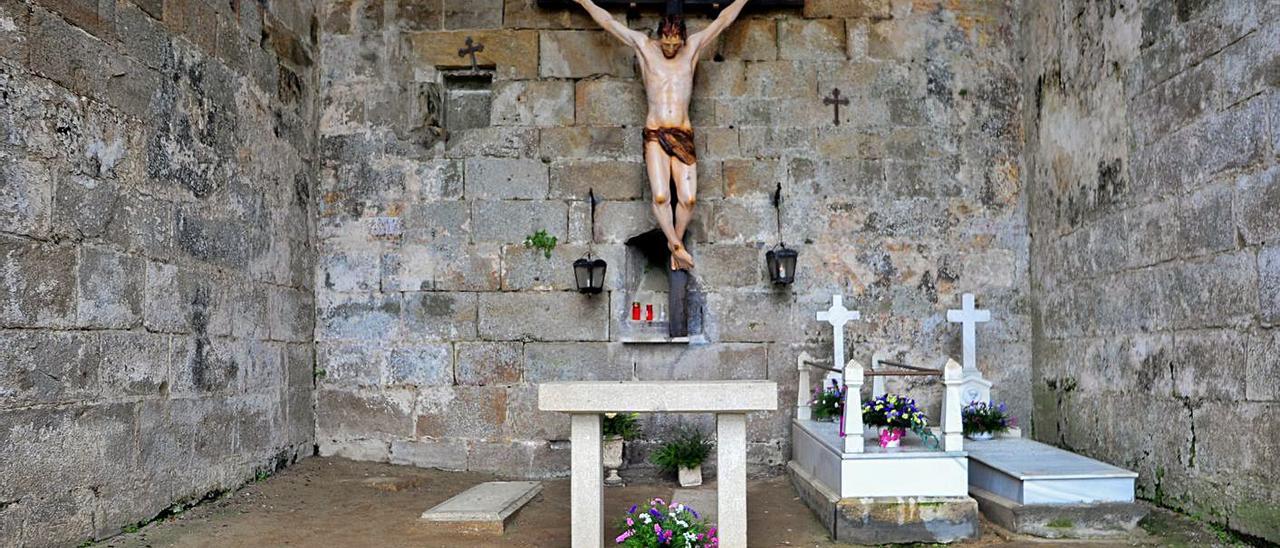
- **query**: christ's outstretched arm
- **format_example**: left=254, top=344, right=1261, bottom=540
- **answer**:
left=687, top=0, right=750, bottom=56
left=574, top=0, right=647, bottom=48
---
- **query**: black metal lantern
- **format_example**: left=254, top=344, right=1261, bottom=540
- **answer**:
left=574, top=255, right=608, bottom=294
left=766, top=243, right=798, bottom=285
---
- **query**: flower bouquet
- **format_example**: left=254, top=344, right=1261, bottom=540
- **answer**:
left=861, top=394, right=931, bottom=448
left=615, top=498, right=717, bottom=547
left=961, top=401, right=1016, bottom=440
left=810, top=379, right=843, bottom=422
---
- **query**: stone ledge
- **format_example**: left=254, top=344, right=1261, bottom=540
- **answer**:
left=788, top=461, right=979, bottom=544
left=970, top=485, right=1149, bottom=539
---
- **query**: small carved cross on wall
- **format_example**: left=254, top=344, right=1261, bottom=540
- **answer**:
left=458, top=36, right=485, bottom=71
left=823, top=88, right=850, bottom=126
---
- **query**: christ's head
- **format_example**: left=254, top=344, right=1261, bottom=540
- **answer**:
left=657, top=15, right=686, bottom=58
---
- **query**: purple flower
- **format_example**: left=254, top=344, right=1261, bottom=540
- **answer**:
left=689, top=507, right=700, bottom=519
left=628, top=504, right=637, bottom=514
left=649, top=508, right=663, bottom=520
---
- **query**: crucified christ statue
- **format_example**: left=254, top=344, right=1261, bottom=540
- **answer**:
left=574, top=0, right=750, bottom=271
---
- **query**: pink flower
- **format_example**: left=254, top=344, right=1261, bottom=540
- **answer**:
left=615, top=530, right=633, bottom=543
left=626, top=518, right=633, bottom=526
left=654, top=523, right=662, bottom=534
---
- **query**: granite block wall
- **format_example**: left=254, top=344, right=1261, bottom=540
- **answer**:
left=314, top=0, right=1030, bottom=478
left=0, top=0, right=318, bottom=545
left=1020, top=0, right=1280, bottom=542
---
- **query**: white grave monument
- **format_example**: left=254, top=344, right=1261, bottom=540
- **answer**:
left=947, top=293, right=994, bottom=405
left=788, top=295, right=978, bottom=544
left=539, top=380, right=776, bottom=548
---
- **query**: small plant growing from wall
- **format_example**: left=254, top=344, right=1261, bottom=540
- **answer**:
left=524, top=229, right=557, bottom=258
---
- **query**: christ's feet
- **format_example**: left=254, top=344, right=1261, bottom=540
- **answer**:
left=669, top=242, right=695, bottom=271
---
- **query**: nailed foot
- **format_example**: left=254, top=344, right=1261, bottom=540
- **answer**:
left=669, top=242, right=695, bottom=271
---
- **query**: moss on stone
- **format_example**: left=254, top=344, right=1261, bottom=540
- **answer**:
left=1046, top=518, right=1073, bottom=529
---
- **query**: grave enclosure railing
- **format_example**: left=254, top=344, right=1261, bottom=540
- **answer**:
left=796, top=352, right=965, bottom=454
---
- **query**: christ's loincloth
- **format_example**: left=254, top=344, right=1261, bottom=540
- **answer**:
left=643, top=127, right=697, bottom=166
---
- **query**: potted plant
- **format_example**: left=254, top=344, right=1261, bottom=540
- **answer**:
left=810, top=380, right=843, bottom=422
left=615, top=498, right=717, bottom=546
left=861, top=394, right=929, bottom=448
left=961, top=401, right=1016, bottom=440
left=650, top=425, right=714, bottom=487
left=603, top=412, right=640, bottom=486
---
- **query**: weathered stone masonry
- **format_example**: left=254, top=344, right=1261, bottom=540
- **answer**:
left=313, top=0, right=1030, bottom=481
left=0, top=0, right=318, bottom=545
left=3, top=0, right=1276, bottom=545
left=1020, top=0, right=1280, bottom=542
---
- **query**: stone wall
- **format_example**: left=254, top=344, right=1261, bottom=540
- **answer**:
left=0, top=0, right=317, bottom=545
left=314, top=0, right=1029, bottom=477
left=1020, top=0, right=1279, bottom=542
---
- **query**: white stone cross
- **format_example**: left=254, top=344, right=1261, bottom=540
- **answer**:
left=816, top=295, right=860, bottom=372
left=946, top=293, right=990, bottom=373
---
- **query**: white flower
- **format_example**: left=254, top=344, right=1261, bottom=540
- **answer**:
left=640, top=513, right=652, bottom=524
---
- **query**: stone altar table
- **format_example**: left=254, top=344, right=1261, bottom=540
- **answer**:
left=538, top=380, right=777, bottom=548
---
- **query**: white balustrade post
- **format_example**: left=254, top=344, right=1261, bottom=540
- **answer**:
left=842, top=360, right=865, bottom=453
left=717, top=413, right=748, bottom=548
left=870, top=350, right=889, bottom=398
left=942, top=359, right=964, bottom=452
left=570, top=414, right=603, bottom=547
left=796, top=352, right=813, bottom=420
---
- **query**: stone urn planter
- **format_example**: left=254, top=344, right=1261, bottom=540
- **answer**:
left=603, top=435, right=625, bottom=486
left=966, top=431, right=994, bottom=441
left=678, top=465, right=702, bottom=487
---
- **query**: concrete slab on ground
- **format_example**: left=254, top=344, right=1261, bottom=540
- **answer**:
left=672, top=488, right=718, bottom=523
left=419, top=481, right=543, bottom=534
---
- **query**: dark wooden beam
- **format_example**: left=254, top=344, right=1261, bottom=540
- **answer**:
left=535, top=0, right=802, bottom=12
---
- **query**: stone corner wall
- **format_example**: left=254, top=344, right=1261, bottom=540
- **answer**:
left=0, top=0, right=319, bottom=545
left=1020, top=0, right=1280, bottom=542
left=313, top=0, right=1030, bottom=480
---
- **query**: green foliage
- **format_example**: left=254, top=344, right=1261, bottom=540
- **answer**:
left=810, top=385, right=842, bottom=421
left=603, top=413, right=641, bottom=441
left=523, top=229, right=558, bottom=258
left=961, top=401, right=1015, bottom=435
left=1046, top=518, right=1073, bottom=529
left=254, top=469, right=272, bottom=482
left=650, top=426, right=714, bottom=472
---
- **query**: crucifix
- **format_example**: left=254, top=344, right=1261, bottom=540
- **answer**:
left=824, top=88, right=850, bottom=126
left=946, top=293, right=993, bottom=403
left=816, top=295, right=860, bottom=371
left=457, top=36, right=485, bottom=71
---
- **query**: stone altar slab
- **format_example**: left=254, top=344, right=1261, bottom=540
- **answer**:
left=538, top=380, right=777, bottom=413
left=539, top=380, right=776, bottom=548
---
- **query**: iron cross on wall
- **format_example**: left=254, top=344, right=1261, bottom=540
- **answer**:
left=824, top=88, right=850, bottom=126
left=458, top=36, right=484, bottom=71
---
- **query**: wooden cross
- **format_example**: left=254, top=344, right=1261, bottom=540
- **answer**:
left=458, top=36, right=485, bottom=71
left=823, top=88, right=850, bottom=126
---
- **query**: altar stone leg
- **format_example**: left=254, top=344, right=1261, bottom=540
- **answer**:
left=571, top=413, right=603, bottom=548
left=717, top=413, right=747, bottom=547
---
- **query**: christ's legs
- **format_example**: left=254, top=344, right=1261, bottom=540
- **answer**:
left=671, top=158, right=697, bottom=242
left=645, top=141, right=695, bottom=271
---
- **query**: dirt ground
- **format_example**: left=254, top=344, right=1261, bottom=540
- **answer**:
left=99, top=457, right=1234, bottom=548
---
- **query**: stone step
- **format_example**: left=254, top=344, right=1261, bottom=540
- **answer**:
left=419, top=481, right=543, bottom=534
left=970, top=485, right=1148, bottom=539
left=966, top=438, right=1137, bottom=505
